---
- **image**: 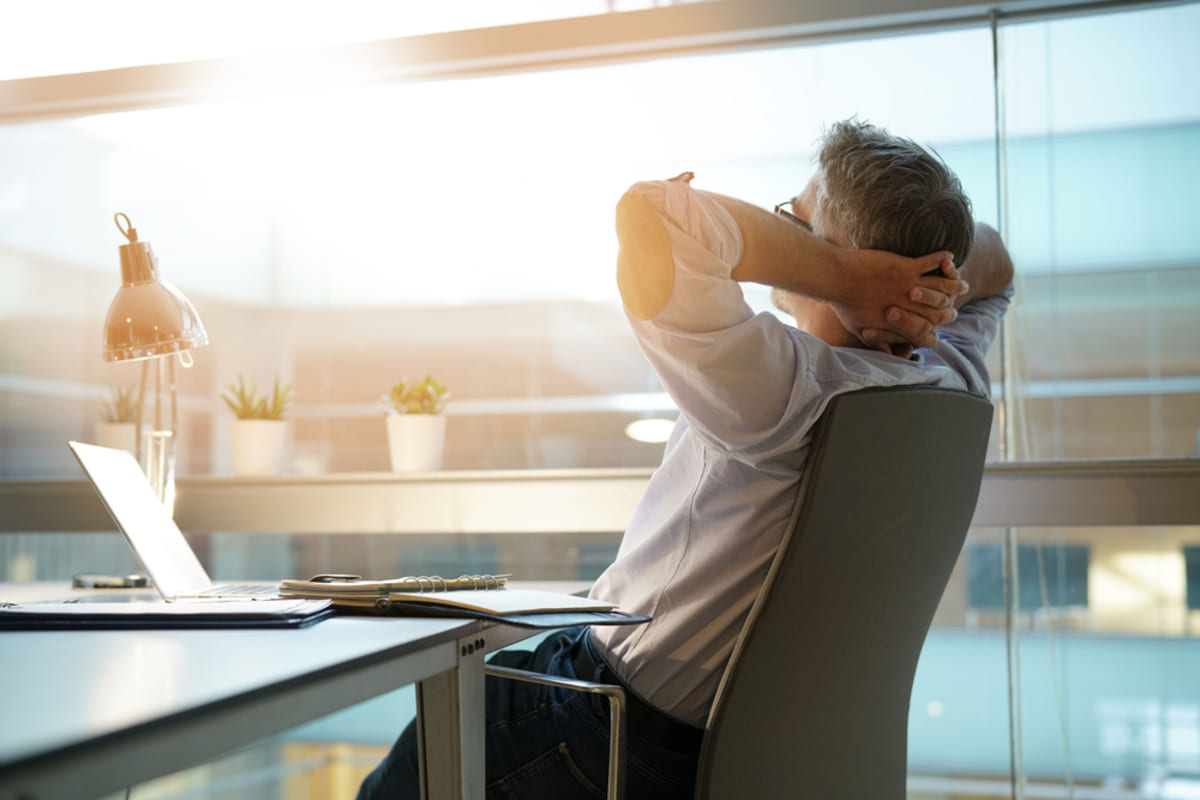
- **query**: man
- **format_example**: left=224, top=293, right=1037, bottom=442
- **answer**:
left=359, top=119, right=1014, bottom=799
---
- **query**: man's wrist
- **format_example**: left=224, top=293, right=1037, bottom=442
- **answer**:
left=823, top=245, right=863, bottom=307
left=777, top=232, right=853, bottom=305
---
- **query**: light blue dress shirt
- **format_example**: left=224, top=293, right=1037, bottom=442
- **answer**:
left=590, top=177, right=1012, bottom=728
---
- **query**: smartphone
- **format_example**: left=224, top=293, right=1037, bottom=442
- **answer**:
left=71, top=573, right=151, bottom=589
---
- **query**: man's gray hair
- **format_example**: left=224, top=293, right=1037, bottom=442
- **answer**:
left=815, top=119, right=974, bottom=266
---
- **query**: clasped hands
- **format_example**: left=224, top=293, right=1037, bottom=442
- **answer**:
left=830, top=248, right=969, bottom=359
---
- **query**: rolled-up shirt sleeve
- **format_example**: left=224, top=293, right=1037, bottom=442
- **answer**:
left=617, top=178, right=806, bottom=450
left=617, top=178, right=749, bottom=330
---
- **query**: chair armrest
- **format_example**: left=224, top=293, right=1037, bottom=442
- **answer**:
left=485, top=664, right=626, bottom=800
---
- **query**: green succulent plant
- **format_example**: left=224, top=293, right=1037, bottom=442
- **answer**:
left=222, top=374, right=292, bottom=420
left=102, top=385, right=139, bottom=424
left=383, top=375, right=452, bottom=415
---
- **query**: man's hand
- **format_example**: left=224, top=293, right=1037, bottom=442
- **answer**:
left=707, top=187, right=970, bottom=352
left=830, top=248, right=968, bottom=355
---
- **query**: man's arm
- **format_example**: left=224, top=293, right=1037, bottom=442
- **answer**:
left=614, top=176, right=982, bottom=449
left=708, top=191, right=965, bottom=348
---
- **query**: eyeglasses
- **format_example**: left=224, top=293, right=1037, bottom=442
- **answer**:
left=773, top=200, right=811, bottom=231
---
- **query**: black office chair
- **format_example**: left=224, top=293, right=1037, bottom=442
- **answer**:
left=695, top=385, right=994, bottom=799
left=488, top=385, right=992, bottom=800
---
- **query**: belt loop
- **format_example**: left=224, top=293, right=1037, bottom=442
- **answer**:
left=579, top=628, right=595, bottom=677
left=590, top=690, right=607, bottom=718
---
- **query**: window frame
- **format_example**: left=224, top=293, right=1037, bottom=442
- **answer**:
left=0, top=0, right=1148, bottom=123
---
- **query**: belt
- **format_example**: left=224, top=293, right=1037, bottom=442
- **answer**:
left=571, top=632, right=705, bottom=750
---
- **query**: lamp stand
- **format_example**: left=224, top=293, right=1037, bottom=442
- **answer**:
left=136, top=355, right=179, bottom=513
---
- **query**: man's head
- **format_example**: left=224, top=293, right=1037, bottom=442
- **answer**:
left=773, top=119, right=974, bottom=347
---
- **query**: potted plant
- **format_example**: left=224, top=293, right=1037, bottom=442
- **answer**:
left=381, top=375, right=452, bottom=472
left=95, top=385, right=139, bottom=455
left=222, top=374, right=292, bottom=476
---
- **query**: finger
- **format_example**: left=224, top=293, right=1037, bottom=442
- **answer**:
left=915, top=275, right=969, bottom=298
left=862, top=330, right=914, bottom=358
left=861, top=328, right=906, bottom=346
left=896, top=301, right=958, bottom=330
left=908, top=285, right=951, bottom=309
left=938, top=257, right=959, bottom=279
left=886, top=307, right=937, bottom=348
left=864, top=331, right=907, bottom=357
left=859, top=329, right=897, bottom=354
left=915, top=250, right=955, bottom=277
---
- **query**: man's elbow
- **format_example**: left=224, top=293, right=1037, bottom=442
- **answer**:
left=962, top=222, right=1014, bottom=301
left=984, top=225, right=1016, bottom=289
left=615, top=189, right=676, bottom=320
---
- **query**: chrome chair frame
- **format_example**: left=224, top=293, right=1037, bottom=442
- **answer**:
left=482, top=663, right=627, bottom=800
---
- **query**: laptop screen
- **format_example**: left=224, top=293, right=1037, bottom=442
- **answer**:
left=68, top=441, right=213, bottom=598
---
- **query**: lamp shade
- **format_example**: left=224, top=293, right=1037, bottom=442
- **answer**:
left=103, top=214, right=208, bottom=363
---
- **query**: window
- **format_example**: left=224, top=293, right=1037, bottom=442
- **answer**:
left=1000, top=4, right=1200, bottom=460
left=0, top=21, right=1000, bottom=478
left=966, top=542, right=1089, bottom=612
left=3, top=3, right=1199, bottom=794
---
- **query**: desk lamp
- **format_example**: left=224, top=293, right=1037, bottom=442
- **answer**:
left=103, top=213, right=208, bottom=513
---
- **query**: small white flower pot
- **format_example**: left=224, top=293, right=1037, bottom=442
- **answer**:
left=231, top=419, right=288, bottom=476
left=386, top=414, right=447, bottom=472
left=94, top=422, right=138, bottom=456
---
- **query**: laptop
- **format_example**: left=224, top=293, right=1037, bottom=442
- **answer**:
left=68, top=440, right=281, bottom=601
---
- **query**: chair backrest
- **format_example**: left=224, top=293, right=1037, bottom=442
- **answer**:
left=694, top=385, right=994, bottom=799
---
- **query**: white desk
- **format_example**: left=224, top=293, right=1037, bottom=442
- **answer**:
left=0, top=610, right=540, bottom=800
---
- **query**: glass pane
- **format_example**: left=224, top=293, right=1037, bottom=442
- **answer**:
left=0, top=23, right=998, bottom=479
left=910, top=526, right=1014, bottom=793
left=913, top=523, right=1200, bottom=796
left=1007, top=526, right=1200, bottom=794
left=1000, top=3, right=1200, bottom=461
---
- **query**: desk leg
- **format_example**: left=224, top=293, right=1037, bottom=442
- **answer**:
left=416, top=633, right=487, bottom=800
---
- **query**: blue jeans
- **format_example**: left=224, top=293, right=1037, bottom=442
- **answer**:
left=356, top=626, right=700, bottom=800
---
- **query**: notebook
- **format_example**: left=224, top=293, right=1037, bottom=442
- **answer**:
left=276, top=574, right=651, bottom=629
left=0, top=597, right=336, bottom=629
left=68, top=440, right=282, bottom=601
left=279, top=574, right=619, bottom=615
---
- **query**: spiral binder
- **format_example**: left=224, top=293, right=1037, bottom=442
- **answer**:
left=279, top=573, right=510, bottom=598
left=276, top=573, right=624, bottom=619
